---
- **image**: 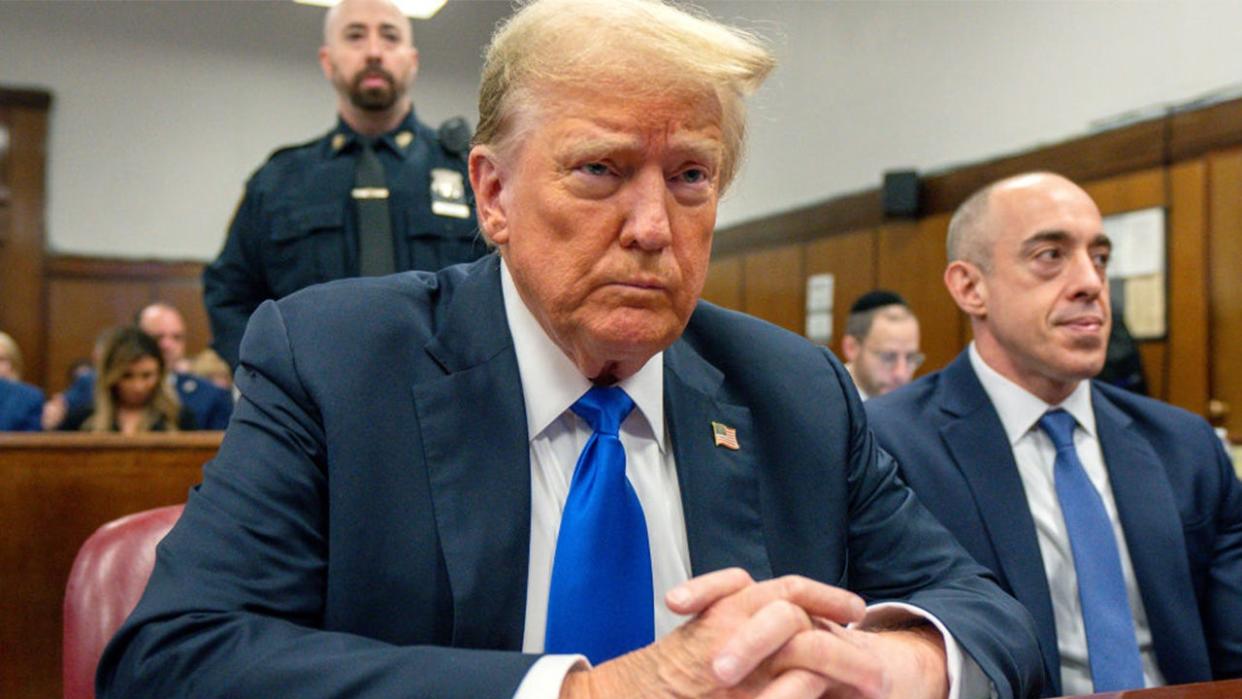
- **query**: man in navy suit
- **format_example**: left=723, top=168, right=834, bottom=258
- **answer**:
left=98, top=1, right=1042, bottom=697
left=868, top=172, right=1242, bottom=696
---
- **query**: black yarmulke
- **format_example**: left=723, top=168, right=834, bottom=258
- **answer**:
left=849, top=290, right=907, bottom=314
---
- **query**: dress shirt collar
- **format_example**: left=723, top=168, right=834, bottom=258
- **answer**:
left=968, top=342, right=1096, bottom=445
left=501, top=258, right=666, bottom=451
left=845, top=363, right=870, bottom=402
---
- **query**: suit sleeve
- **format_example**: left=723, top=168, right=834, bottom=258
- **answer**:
left=96, top=300, right=540, bottom=699
left=826, top=350, right=1044, bottom=699
left=203, top=185, right=270, bottom=370
left=1205, top=424, right=1242, bottom=678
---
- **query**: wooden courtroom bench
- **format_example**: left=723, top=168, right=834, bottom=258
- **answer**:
left=0, top=431, right=221, bottom=699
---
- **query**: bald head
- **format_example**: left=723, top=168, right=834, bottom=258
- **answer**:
left=137, top=302, right=188, bottom=369
left=946, top=172, right=1087, bottom=271
left=943, top=172, right=1110, bottom=404
left=323, top=0, right=412, bottom=45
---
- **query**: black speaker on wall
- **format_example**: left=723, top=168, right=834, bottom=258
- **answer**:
left=882, top=170, right=920, bottom=218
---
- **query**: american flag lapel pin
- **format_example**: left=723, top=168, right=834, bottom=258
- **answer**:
left=711, top=421, right=740, bottom=450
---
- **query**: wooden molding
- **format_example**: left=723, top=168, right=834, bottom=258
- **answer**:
left=47, top=254, right=205, bottom=280
left=0, top=87, right=52, bottom=111
left=716, top=95, right=1242, bottom=255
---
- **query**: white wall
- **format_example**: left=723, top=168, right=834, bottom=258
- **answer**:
left=714, top=0, right=1242, bottom=227
left=3, top=0, right=1242, bottom=261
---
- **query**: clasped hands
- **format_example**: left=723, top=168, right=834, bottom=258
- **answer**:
left=560, top=568, right=949, bottom=699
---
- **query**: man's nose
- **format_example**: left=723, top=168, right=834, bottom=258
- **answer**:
left=1067, top=248, right=1105, bottom=300
left=620, top=168, right=673, bottom=251
left=365, top=34, right=383, bottom=58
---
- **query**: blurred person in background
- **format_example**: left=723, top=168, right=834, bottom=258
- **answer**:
left=60, top=327, right=195, bottom=434
left=0, top=331, right=44, bottom=431
left=841, top=290, right=923, bottom=400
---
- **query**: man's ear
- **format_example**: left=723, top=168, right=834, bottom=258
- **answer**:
left=841, top=335, right=861, bottom=362
left=944, top=260, right=987, bottom=318
left=469, top=145, right=509, bottom=245
left=408, top=47, right=420, bottom=81
left=317, top=46, right=333, bottom=82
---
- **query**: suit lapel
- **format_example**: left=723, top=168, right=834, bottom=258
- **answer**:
left=411, top=255, right=530, bottom=651
left=664, top=341, right=772, bottom=581
left=937, top=354, right=1062, bottom=692
left=1093, top=387, right=1211, bottom=684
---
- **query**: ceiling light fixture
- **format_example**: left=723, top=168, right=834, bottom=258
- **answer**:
left=293, top=0, right=447, bottom=20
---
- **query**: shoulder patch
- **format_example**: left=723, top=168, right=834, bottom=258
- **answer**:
left=264, top=132, right=328, bottom=163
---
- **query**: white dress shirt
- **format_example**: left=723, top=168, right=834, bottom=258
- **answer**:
left=507, top=256, right=984, bottom=698
left=968, top=343, right=1165, bottom=694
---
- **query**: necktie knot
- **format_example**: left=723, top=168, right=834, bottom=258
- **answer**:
left=1039, top=409, right=1077, bottom=451
left=571, top=386, right=634, bottom=436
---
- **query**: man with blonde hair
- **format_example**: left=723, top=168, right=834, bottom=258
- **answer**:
left=100, top=2, right=1040, bottom=697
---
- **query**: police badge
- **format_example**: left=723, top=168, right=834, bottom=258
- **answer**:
left=429, top=168, right=470, bottom=219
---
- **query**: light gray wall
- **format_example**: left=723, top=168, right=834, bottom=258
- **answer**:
left=3, top=0, right=1242, bottom=261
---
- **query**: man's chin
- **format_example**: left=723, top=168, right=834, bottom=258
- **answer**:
left=351, top=91, right=397, bottom=112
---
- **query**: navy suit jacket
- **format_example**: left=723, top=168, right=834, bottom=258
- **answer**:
left=0, top=377, right=43, bottom=431
left=867, top=351, right=1242, bottom=696
left=99, top=256, right=1042, bottom=698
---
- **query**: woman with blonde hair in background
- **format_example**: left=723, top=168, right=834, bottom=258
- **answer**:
left=60, top=327, right=195, bottom=433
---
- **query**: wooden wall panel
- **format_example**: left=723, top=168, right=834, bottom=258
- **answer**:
left=1166, top=160, right=1211, bottom=414
left=877, top=215, right=961, bottom=376
left=1082, top=167, right=1178, bottom=406
left=45, top=278, right=149, bottom=392
left=803, top=227, right=876, bottom=357
left=0, top=432, right=219, bottom=699
left=43, top=257, right=208, bottom=394
left=701, top=254, right=743, bottom=311
left=1138, top=342, right=1166, bottom=403
left=0, top=101, right=50, bottom=388
left=1207, top=148, right=1242, bottom=436
left=1082, top=167, right=1165, bottom=213
left=741, top=244, right=804, bottom=336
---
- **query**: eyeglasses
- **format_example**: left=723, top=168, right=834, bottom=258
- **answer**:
left=866, top=349, right=925, bottom=371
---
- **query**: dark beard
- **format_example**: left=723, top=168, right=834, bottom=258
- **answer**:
left=348, top=68, right=398, bottom=112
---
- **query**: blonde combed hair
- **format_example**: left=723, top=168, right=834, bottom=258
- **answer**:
left=475, top=0, right=774, bottom=193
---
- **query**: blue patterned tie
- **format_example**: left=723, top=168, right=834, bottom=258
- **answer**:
left=1039, top=409, right=1145, bottom=691
left=545, top=386, right=653, bottom=664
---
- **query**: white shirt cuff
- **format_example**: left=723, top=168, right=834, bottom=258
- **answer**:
left=512, top=654, right=588, bottom=699
left=854, top=602, right=996, bottom=699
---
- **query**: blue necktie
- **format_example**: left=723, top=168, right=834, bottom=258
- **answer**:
left=545, top=386, right=654, bottom=664
left=1039, top=409, right=1145, bottom=691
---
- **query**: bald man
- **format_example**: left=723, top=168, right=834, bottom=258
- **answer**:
left=204, top=0, right=487, bottom=369
left=868, top=172, right=1242, bottom=695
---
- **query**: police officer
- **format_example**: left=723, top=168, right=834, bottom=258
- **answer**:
left=203, top=0, right=486, bottom=368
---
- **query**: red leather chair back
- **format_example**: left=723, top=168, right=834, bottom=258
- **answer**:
left=63, top=504, right=184, bottom=699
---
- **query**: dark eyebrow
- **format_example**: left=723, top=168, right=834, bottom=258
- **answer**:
left=1019, top=229, right=1112, bottom=255
left=1019, top=230, right=1071, bottom=255
left=1090, top=233, right=1112, bottom=251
